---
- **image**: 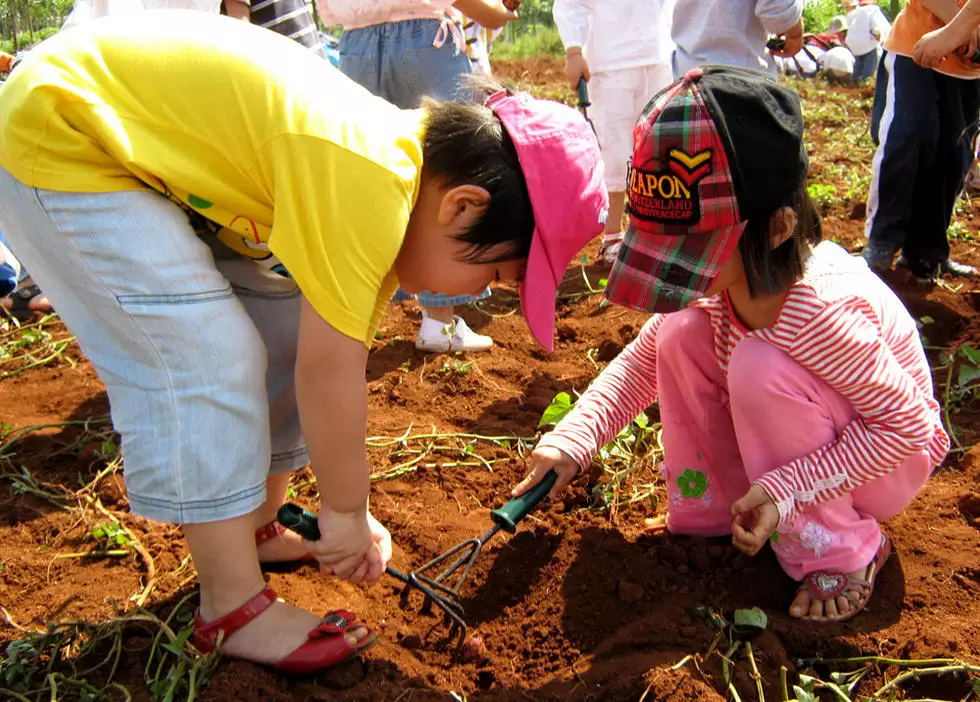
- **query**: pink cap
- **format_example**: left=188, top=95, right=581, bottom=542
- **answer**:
left=486, top=90, right=609, bottom=352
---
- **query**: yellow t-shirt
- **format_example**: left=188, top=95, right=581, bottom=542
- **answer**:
left=0, top=11, right=424, bottom=344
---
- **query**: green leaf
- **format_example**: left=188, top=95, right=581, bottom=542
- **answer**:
left=579, top=255, right=589, bottom=265
left=733, top=607, right=768, bottom=631
left=792, top=686, right=817, bottom=702
left=961, top=345, right=980, bottom=365
left=633, top=412, right=649, bottom=430
left=597, top=278, right=608, bottom=288
left=972, top=678, right=980, bottom=695
left=958, top=364, right=980, bottom=388
left=538, top=392, right=573, bottom=428
left=598, top=298, right=610, bottom=309
left=688, top=606, right=728, bottom=631
left=919, top=315, right=934, bottom=325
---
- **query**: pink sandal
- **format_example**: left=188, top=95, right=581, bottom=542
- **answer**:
left=255, top=520, right=317, bottom=565
left=194, top=586, right=377, bottom=673
left=795, top=533, right=892, bottom=623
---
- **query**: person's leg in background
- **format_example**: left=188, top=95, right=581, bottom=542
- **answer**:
left=340, top=18, right=492, bottom=352
left=863, top=52, right=936, bottom=273
left=851, top=49, right=878, bottom=85
left=591, top=62, right=673, bottom=264
left=0, top=225, right=52, bottom=318
left=898, top=67, right=980, bottom=279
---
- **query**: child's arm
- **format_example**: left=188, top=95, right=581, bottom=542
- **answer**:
left=914, top=0, right=980, bottom=67
left=294, top=299, right=385, bottom=584
left=552, top=0, right=592, bottom=90
left=453, top=0, right=518, bottom=30
left=756, top=0, right=805, bottom=56
left=223, top=0, right=250, bottom=20
left=513, top=315, right=664, bottom=500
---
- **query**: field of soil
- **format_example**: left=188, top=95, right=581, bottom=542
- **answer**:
left=1, top=57, right=978, bottom=701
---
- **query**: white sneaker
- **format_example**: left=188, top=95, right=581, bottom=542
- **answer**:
left=415, top=314, right=493, bottom=352
left=599, top=232, right=624, bottom=264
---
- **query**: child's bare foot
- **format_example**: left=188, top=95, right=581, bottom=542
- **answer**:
left=789, top=535, right=891, bottom=622
left=255, top=521, right=312, bottom=563
left=789, top=566, right=869, bottom=620
left=643, top=515, right=668, bottom=535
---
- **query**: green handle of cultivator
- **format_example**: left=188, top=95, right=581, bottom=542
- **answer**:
left=576, top=77, right=591, bottom=109
left=489, top=470, right=557, bottom=533
left=277, top=472, right=557, bottom=653
left=278, top=469, right=557, bottom=541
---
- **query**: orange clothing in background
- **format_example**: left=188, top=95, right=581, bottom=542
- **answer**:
left=886, top=0, right=980, bottom=78
left=0, top=51, right=13, bottom=73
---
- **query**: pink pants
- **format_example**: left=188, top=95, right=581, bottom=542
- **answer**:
left=656, top=308, right=932, bottom=580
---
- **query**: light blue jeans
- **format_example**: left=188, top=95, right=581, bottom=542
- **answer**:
left=0, top=166, right=308, bottom=524
left=340, top=18, right=489, bottom=308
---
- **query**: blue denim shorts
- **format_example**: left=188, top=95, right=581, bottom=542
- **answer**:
left=0, top=166, right=308, bottom=524
left=340, top=18, right=489, bottom=308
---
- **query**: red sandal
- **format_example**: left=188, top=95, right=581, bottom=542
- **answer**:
left=795, top=533, right=892, bottom=623
left=193, top=586, right=377, bottom=674
left=255, top=520, right=318, bottom=565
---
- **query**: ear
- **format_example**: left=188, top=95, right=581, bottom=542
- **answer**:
left=768, top=206, right=797, bottom=249
left=436, top=185, right=491, bottom=227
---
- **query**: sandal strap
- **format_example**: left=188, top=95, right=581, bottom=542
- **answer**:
left=194, top=586, right=278, bottom=652
left=309, top=610, right=358, bottom=638
left=254, top=520, right=288, bottom=547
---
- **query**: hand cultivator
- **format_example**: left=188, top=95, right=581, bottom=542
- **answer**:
left=277, top=470, right=557, bottom=654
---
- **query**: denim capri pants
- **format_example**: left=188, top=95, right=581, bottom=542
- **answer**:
left=0, top=165, right=308, bottom=524
left=340, top=17, right=489, bottom=308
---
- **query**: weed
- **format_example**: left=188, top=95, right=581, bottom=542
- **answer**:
left=91, top=522, right=132, bottom=549
left=0, top=595, right=221, bottom=702
left=538, top=391, right=663, bottom=518
left=948, top=221, right=976, bottom=242
left=440, top=357, right=474, bottom=376
left=0, top=314, right=76, bottom=378
left=806, top=183, right=838, bottom=210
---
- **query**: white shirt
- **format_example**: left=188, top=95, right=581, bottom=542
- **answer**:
left=820, top=45, right=855, bottom=75
left=63, top=0, right=219, bottom=27
left=845, top=4, right=891, bottom=57
left=553, top=0, right=674, bottom=73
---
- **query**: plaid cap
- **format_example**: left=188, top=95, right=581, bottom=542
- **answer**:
left=606, top=65, right=807, bottom=314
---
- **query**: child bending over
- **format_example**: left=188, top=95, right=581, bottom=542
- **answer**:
left=0, top=12, right=607, bottom=673
left=514, top=66, right=947, bottom=622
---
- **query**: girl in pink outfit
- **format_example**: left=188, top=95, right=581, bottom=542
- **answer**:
left=513, top=65, right=949, bottom=623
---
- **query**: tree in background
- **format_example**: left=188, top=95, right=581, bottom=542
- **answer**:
left=0, top=0, right=74, bottom=52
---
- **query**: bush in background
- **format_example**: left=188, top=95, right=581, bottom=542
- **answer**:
left=0, top=26, right=59, bottom=54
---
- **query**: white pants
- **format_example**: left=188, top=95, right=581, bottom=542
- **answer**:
left=589, top=64, right=674, bottom=193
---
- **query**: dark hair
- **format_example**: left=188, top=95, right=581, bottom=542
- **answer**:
left=738, top=185, right=823, bottom=297
left=421, top=76, right=535, bottom=264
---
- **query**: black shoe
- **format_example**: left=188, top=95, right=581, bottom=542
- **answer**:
left=939, top=258, right=976, bottom=277
left=896, top=256, right=976, bottom=282
left=860, top=243, right=896, bottom=273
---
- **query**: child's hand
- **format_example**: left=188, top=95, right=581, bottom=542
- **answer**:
left=564, top=49, right=590, bottom=91
left=730, top=484, right=780, bottom=557
left=306, top=507, right=382, bottom=584
left=914, top=25, right=972, bottom=67
left=771, top=19, right=805, bottom=58
left=511, top=446, right=580, bottom=500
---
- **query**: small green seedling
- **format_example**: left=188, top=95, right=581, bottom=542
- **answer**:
left=538, top=391, right=574, bottom=428
left=90, top=522, right=131, bottom=548
left=440, top=358, right=473, bottom=376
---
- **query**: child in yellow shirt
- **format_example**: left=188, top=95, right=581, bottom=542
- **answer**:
left=0, top=11, right=607, bottom=674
